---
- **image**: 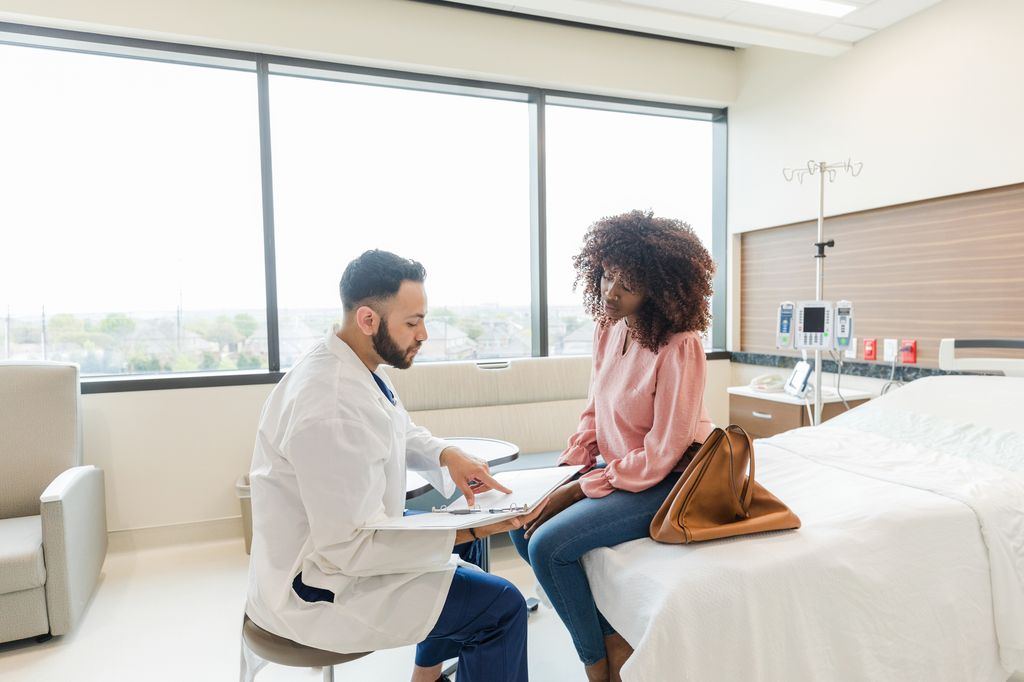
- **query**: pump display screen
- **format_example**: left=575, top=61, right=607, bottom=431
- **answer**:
left=803, top=306, right=826, bottom=333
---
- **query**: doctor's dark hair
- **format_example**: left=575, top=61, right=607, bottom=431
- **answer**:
left=339, top=250, right=427, bottom=311
left=573, top=210, right=715, bottom=353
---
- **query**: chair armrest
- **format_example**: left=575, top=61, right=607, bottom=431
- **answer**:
left=40, top=465, right=108, bottom=636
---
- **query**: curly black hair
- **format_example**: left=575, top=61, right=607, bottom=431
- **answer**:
left=573, top=210, right=715, bottom=353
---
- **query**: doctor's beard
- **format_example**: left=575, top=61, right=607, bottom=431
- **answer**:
left=373, top=316, right=422, bottom=370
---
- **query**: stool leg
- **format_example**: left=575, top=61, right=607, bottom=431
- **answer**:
left=239, top=638, right=268, bottom=682
left=322, top=665, right=335, bottom=682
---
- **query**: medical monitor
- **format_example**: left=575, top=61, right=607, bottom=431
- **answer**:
left=795, top=300, right=834, bottom=350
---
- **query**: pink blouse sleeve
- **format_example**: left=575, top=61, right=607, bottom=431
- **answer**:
left=579, top=333, right=707, bottom=498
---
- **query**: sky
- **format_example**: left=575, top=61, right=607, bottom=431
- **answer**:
left=1, top=41, right=712, bottom=318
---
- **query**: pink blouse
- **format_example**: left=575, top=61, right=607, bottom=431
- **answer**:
left=558, top=320, right=715, bottom=498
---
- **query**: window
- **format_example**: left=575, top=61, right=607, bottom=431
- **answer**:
left=544, top=103, right=715, bottom=355
left=268, top=72, right=531, bottom=366
left=0, top=24, right=725, bottom=389
left=0, top=42, right=266, bottom=375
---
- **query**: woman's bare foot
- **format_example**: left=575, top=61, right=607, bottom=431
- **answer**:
left=584, top=657, right=610, bottom=682
left=604, top=632, right=634, bottom=682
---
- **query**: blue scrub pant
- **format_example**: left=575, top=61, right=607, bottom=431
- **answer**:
left=509, top=469, right=680, bottom=665
left=415, top=566, right=529, bottom=682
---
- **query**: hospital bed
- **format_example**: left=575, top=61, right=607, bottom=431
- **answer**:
left=582, top=342, right=1024, bottom=681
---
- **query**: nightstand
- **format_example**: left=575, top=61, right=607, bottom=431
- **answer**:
left=727, top=385, right=873, bottom=439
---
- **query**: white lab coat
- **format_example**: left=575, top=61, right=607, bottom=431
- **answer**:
left=246, top=332, right=459, bottom=653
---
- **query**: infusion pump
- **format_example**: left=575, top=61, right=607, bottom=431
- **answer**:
left=794, top=299, right=835, bottom=348
left=777, top=300, right=854, bottom=351
left=795, top=301, right=834, bottom=350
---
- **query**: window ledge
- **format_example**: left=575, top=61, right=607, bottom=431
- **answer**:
left=80, top=351, right=733, bottom=393
left=81, top=370, right=285, bottom=394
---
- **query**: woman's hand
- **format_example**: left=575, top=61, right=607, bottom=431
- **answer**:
left=523, top=480, right=585, bottom=539
left=455, top=499, right=550, bottom=545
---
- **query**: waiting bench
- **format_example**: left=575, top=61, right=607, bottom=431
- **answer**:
left=384, top=355, right=592, bottom=510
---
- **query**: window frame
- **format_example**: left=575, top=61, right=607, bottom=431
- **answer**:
left=0, top=21, right=728, bottom=394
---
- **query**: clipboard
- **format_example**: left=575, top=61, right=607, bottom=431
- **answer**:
left=364, top=465, right=583, bottom=530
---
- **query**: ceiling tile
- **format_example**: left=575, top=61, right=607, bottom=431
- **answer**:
left=724, top=6, right=836, bottom=34
left=817, top=23, right=875, bottom=41
left=619, top=0, right=747, bottom=20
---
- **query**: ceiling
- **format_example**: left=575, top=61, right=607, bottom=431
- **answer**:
left=443, top=0, right=944, bottom=56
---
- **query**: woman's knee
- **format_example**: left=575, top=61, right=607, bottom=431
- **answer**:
left=525, top=521, right=568, bottom=569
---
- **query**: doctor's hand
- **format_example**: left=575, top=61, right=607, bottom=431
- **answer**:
left=523, top=480, right=585, bottom=539
left=440, top=446, right=512, bottom=506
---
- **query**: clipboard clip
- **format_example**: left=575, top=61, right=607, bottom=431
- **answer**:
left=431, top=503, right=529, bottom=515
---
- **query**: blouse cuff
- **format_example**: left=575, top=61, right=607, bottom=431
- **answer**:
left=558, top=441, right=596, bottom=467
left=579, top=470, right=615, bottom=498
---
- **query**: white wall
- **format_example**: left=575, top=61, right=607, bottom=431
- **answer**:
left=82, top=385, right=272, bottom=534
left=82, top=361, right=731, bottom=535
left=0, top=0, right=736, bottom=106
left=728, top=0, right=1024, bottom=233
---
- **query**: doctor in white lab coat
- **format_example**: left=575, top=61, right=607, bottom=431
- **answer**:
left=246, top=249, right=543, bottom=682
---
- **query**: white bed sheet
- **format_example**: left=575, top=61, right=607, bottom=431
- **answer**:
left=582, top=375, right=1024, bottom=682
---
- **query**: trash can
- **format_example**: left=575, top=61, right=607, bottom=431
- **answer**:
left=236, top=474, right=253, bottom=555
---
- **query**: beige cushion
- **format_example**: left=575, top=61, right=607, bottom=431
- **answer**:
left=385, top=356, right=592, bottom=411
left=0, top=362, right=81, bottom=519
left=0, top=516, right=46, bottom=594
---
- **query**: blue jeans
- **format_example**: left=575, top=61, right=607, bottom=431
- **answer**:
left=509, top=469, right=679, bottom=665
left=415, top=567, right=529, bottom=682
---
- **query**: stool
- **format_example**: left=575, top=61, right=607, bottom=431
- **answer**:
left=240, top=614, right=371, bottom=682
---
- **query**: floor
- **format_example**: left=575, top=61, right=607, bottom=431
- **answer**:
left=0, top=537, right=587, bottom=682
left=4, top=538, right=1024, bottom=682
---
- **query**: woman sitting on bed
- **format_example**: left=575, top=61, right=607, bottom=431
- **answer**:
left=510, top=209, right=716, bottom=682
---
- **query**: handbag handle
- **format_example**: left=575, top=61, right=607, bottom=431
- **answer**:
left=724, top=425, right=755, bottom=514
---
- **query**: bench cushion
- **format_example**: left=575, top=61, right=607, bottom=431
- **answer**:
left=386, top=356, right=591, bottom=411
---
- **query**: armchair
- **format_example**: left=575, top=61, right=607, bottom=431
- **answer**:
left=0, top=361, right=107, bottom=643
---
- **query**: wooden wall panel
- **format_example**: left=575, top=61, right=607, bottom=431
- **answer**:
left=740, top=183, right=1024, bottom=368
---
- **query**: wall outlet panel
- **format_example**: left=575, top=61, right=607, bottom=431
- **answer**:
left=844, top=337, right=858, bottom=359
left=864, top=338, right=877, bottom=361
left=883, top=338, right=899, bottom=362
left=901, top=339, right=917, bottom=364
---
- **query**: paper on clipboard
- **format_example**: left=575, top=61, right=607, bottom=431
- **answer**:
left=364, top=465, right=583, bottom=530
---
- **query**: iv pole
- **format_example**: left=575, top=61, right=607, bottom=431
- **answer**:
left=782, top=159, right=862, bottom=425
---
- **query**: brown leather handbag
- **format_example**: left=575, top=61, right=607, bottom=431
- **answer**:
left=650, top=425, right=801, bottom=544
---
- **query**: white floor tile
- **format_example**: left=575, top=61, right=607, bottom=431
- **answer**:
left=0, top=539, right=588, bottom=682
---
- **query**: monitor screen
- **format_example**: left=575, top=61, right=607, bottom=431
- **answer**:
left=803, top=306, right=825, bottom=333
